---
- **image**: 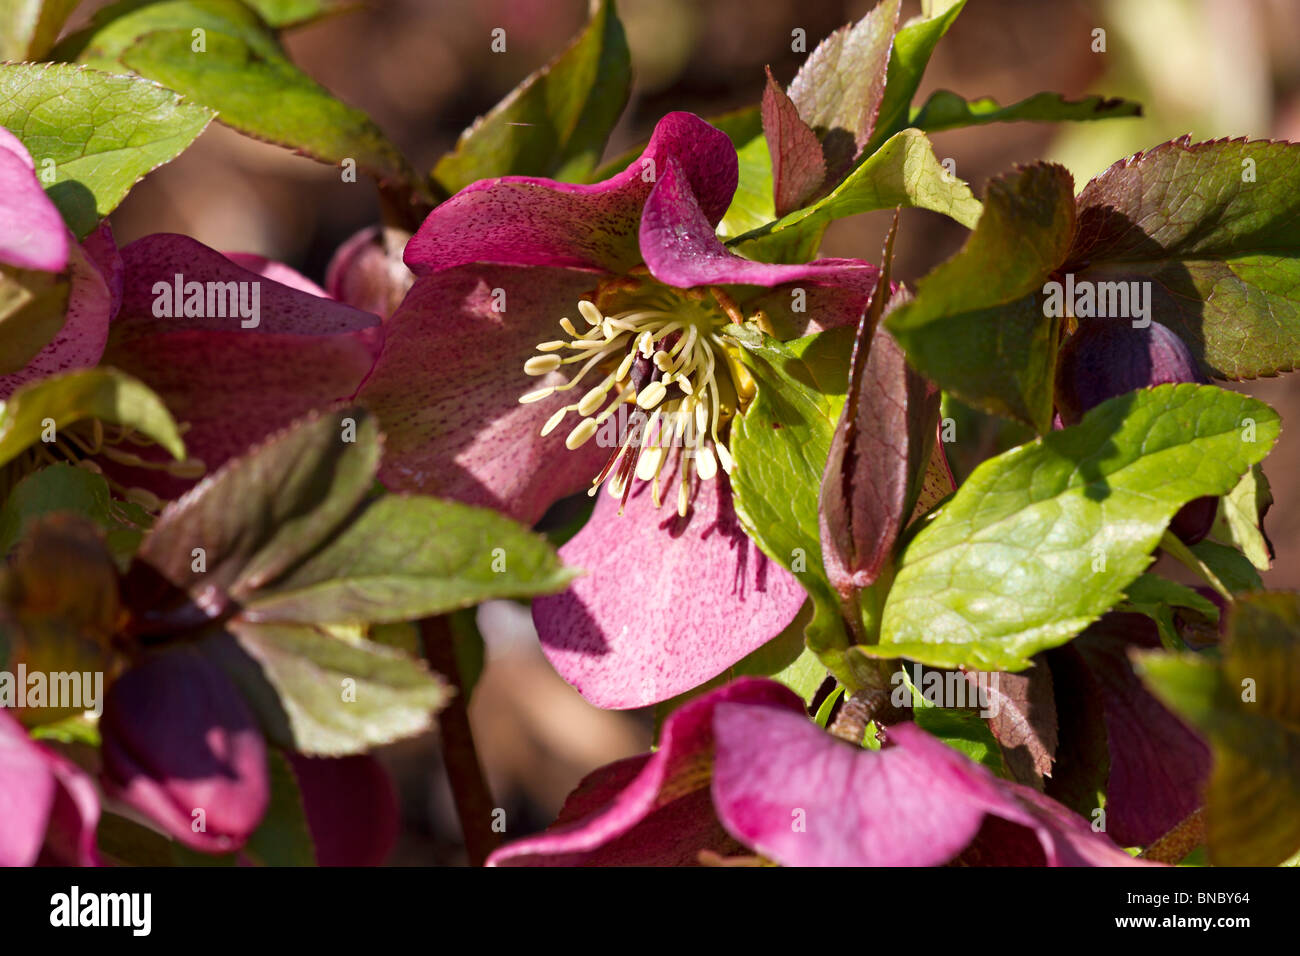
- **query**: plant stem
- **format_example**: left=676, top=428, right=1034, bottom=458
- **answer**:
left=420, top=616, right=499, bottom=866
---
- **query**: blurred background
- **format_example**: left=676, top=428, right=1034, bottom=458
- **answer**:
left=78, top=0, right=1300, bottom=862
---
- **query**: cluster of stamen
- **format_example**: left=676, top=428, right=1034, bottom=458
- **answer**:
left=519, top=290, right=741, bottom=517
left=3, top=418, right=205, bottom=512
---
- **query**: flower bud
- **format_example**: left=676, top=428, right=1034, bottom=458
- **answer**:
left=1054, top=320, right=1216, bottom=543
left=324, top=225, right=413, bottom=319
left=100, top=648, right=268, bottom=853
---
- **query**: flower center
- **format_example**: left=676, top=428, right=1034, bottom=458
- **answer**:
left=518, top=285, right=749, bottom=516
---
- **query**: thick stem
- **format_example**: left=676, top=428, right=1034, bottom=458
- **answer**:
left=420, top=616, right=500, bottom=866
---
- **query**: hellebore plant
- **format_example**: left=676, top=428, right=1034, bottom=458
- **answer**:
left=359, top=111, right=882, bottom=708
left=4, top=0, right=1300, bottom=874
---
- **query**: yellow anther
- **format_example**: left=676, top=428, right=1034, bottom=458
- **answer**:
left=525, top=355, right=562, bottom=376
left=565, top=418, right=599, bottom=450
left=578, top=300, right=603, bottom=326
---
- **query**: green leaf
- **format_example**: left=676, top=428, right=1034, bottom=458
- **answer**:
left=1136, top=591, right=1300, bottom=866
left=137, top=406, right=379, bottom=608
left=1190, top=539, right=1263, bottom=595
left=717, top=134, right=776, bottom=241
left=730, top=128, right=981, bottom=263
left=0, top=367, right=186, bottom=470
left=911, top=90, right=1142, bottom=133
left=1124, top=572, right=1220, bottom=622
left=206, top=621, right=450, bottom=755
left=0, top=0, right=80, bottom=60
left=124, top=28, right=418, bottom=192
left=862, top=0, right=966, bottom=157
left=885, top=162, right=1075, bottom=432
left=28, top=713, right=101, bottom=746
left=0, top=62, right=213, bottom=237
left=243, top=494, right=576, bottom=625
left=433, top=0, right=630, bottom=193
left=1120, top=572, right=1219, bottom=648
left=59, top=0, right=418, bottom=194
left=729, top=324, right=889, bottom=690
left=0, top=463, right=152, bottom=566
left=1209, top=464, right=1272, bottom=571
left=241, top=0, right=345, bottom=28
left=242, top=749, right=316, bottom=866
left=1065, top=138, right=1300, bottom=381
left=57, top=0, right=276, bottom=63
left=870, top=384, right=1279, bottom=671
left=0, top=266, right=70, bottom=375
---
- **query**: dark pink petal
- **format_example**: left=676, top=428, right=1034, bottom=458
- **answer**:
left=533, top=472, right=806, bottom=708
left=488, top=678, right=799, bottom=866
left=287, top=753, right=399, bottom=866
left=81, top=222, right=124, bottom=319
left=0, top=240, right=113, bottom=401
left=356, top=265, right=609, bottom=524
left=102, top=234, right=382, bottom=494
left=103, top=328, right=379, bottom=499
left=711, top=707, right=1146, bottom=867
left=0, top=125, right=68, bottom=272
left=1072, top=614, right=1211, bottom=846
left=117, top=234, right=375, bottom=336
left=223, top=252, right=328, bottom=298
left=404, top=111, right=737, bottom=277
left=638, top=156, right=877, bottom=312
left=38, top=754, right=102, bottom=867
left=713, top=705, right=1000, bottom=866
left=0, top=711, right=100, bottom=867
left=100, top=648, right=269, bottom=854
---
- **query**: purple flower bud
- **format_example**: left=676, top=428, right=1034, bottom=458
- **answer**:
left=1055, top=320, right=1208, bottom=425
left=100, top=648, right=268, bottom=854
left=324, top=225, right=413, bottom=319
left=1055, top=320, right=1216, bottom=543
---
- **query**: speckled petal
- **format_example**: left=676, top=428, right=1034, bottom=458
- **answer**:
left=534, top=472, right=806, bottom=709
left=357, top=264, right=610, bottom=524
left=405, top=112, right=738, bottom=277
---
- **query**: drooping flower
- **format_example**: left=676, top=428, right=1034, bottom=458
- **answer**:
left=358, top=112, right=882, bottom=707
left=99, top=646, right=270, bottom=854
left=489, top=677, right=1147, bottom=867
left=0, top=710, right=100, bottom=867
left=1054, top=319, right=1216, bottom=542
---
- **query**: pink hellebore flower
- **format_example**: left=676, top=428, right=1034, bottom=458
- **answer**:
left=359, top=112, right=881, bottom=708
left=0, top=711, right=100, bottom=866
left=488, top=678, right=1148, bottom=867
left=0, top=126, right=117, bottom=401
